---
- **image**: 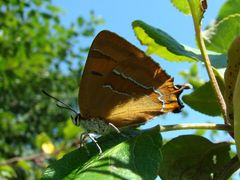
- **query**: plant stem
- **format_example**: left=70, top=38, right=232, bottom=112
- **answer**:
left=186, top=0, right=229, bottom=124
left=196, top=28, right=229, bottom=124
left=158, top=123, right=232, bottom=132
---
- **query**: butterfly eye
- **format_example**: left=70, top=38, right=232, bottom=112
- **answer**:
left=72, top=114, right=81, bottom=126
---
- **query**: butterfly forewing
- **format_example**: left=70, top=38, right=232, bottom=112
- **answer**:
left=78, top=30, right=183, bottom=127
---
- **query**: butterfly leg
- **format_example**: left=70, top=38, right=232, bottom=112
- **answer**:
left=80, top=132, right=90, bottom=155
left=87, top=133, right=102, bottom=154
left=108, top=123, right=120, bottom=133
left=80, top=132, right=87, bottom=146
left=80, top=132, right=102, bottom=154
left=108, top=123, right=128, bottom=138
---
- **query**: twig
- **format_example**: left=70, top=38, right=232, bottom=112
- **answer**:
left=159, top=123, right=232, bottom=132
left=0, top=152, right=48, bottom=166
left=0, top=140, right=80, bottom=166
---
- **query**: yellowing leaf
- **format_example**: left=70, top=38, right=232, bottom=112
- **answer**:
left=42, top=142, right=55, bottom=154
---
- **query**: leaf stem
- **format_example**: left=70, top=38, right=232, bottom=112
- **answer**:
left=158, top=123, right=232, bottom=132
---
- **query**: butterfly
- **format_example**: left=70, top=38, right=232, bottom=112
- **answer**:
left=43, top=30, right=190, bottom=153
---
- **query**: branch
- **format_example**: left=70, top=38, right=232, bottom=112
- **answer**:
left=0, top=140, right=80, bottom=166
left=0, top=152, right=48, bottom=166
left=159, top=123, right=232, bottom=132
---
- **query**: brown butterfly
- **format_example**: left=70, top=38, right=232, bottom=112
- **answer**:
left=77, top=30, right=190, bottom=146
left=43, top=30, right=190, bottom=153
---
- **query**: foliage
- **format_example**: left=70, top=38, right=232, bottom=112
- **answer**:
left=42, top=127, right=162, bottom=179
left=2, top=0, right=240, bottom=179
left=131, top=0, right=240, bottom=179
left=0, top=0, right=104, bottom=178
left=159, top=135, right=231, bottom=179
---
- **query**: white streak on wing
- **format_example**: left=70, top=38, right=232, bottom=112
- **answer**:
left=92, top=48, right=116, bottom=61
left=113, top=69, right=153, bottom=90
left=153, top=89, right=165, bottom=111
left=92, top=48, right=105, bottom=55
left=102, top=84, right=131, bottom=96
left=113, top=69, right=165, bottom=111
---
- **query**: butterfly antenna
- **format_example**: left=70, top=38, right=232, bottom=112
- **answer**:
left=41, top=90, right=78, bottom=114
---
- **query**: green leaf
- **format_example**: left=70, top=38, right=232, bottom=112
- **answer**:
left=132, top=20, right=196, bottom=62
left=0, top=165, right=17, bottom=179
left=77, top=17, right=85, bottom=26
left=63, top=118, right=83, bottom=140
left=182, top=82, right=222, bottom=116
left=47, top=5, right=62, bottom=13
left=42, top=127, right=162, bottom=179
left=36, top=132, right=51, bottom=148
left=190, top=63, right=198, bottom=76
left=17, top=160, right=31, bottom=171
left=216, top=0, right=240, bottom=21
left=204, top=14, right=240, bottom=53
left=170, top=0, right=191, bottom=15
left=159, top=135, right=231, bottom=179
left=132, top=20, right=227, bottom=68
left=170, top=0, right=206, bottom=24
left=33, top=0, right=42, bottom=6
left=224, top=36, right=240, bottom=125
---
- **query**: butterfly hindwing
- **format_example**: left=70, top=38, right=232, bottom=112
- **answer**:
left=78, top=30, right=183, bottom=127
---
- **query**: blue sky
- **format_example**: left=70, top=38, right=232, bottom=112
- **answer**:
left=52, top=0, right=231, bottom=141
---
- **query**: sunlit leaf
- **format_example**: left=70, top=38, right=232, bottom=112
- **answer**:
left=203, top=14, right=240, bottom=53
left=42, top=127, right=162, bottom=179
left=132, top=20, right=227, bottom=68
left=170, top=0, right=191, bottom=15
left=216, top=0, right=240, bottom=21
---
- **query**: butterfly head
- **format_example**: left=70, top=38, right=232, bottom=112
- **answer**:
left=72, top=113, right=82, bottom=127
